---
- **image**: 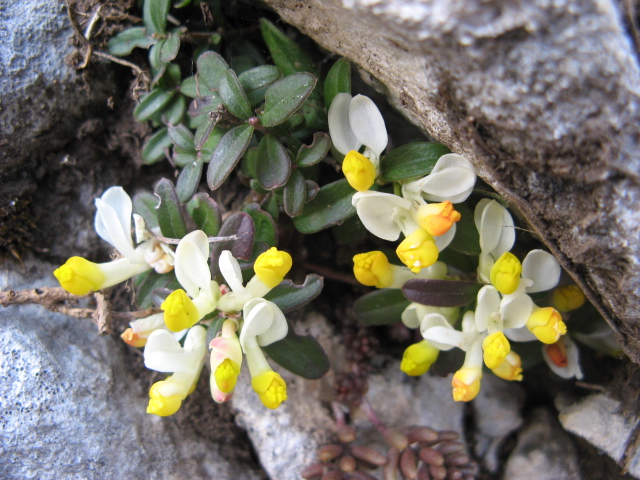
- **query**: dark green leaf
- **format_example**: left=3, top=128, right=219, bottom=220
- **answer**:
left=143, top=0, right=170, bottom=34
left=200, top=127, right=226, bottom=158
left=196, top=51, right=228, bottom=91
left=161, top=94, right=186, bottom=126
left=207, top=124, right=254, bottom=190
left=194, top=117, right=216, bottom=151
left=173, top=0, right=193, bottom=7
left=264, top=274, right=324, bottom=313
left=176, top=160, right=203, bottom=202
left=259, top=73, right=317, bottom=128
left=380, top=143, right=451, bottom=182
left=261, top=193, right=280, bottom=222
left=324, top=58, right=351, bottom=108
left=148, top=42, right=166, bottom=84
left=262, top=325, right=329, bottom=380
left=188, top=94, right=222, bottom=119
left=133, top=192, right=159, bottom=229
left=283, top=169, right=306, bottom=217
left=141, top=126, right=172, bottom=165
left=107, top=27, right=156, bottom=56
left=205, top=315, right=227, bottom=346
left=210, top=212, right=255, bottom=277
left=260, top=19, right=319, bottom=76
left=305, top=180, right=319, bottom=202
left=219, top=69, right=252, bottom=120
left=238, top=65, right=282, bottom=106
left=187, top=193, right=222, bottom=236
left=168, top=124, right=195, bottom=151
left=135, top=270, right=179, bottom=309
left=160, top=33, right=181, bottom=62
left=447, top=203, right=481, bottom=256
left=292, top=178, right=356, bottom=233
left=332, top=214, right=366, bottom=246
left=241, top=147, right=259, bottom=178
left=243, top=203, right=277, bottom=247
left=354, top=288, right=411, bottom=326
left=134, top=88, right=176, bottom=122
left=256, top=135, right=291, bottom=190
left=402, top=279, right=481, bottom=307
left=180, top=76, right=199, bottom=98
left=154, top=178, right=187, bottom=238
left=173, top=147, right=197, bottom=167
left=295, top=132, right=330, bottom=167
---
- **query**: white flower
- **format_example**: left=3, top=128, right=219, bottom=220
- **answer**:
left=402, top=154, right=476, bottom=205
left=542, top=336, right=583, bottom=379
left=474, top=199, right=515, bottom=283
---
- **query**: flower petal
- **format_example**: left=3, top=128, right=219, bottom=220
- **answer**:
left=175, top=231, right=211, bottom=298
left=504, top=325, right=537, bottom=342
left=349, top=95, right=388, bottom=156
left=475, top=286, right=501, bottom=332
left=144, top=329, right=202, bottom=373
left=328, top=93, right=360, bottom=155
left=256, top=301, right=288, bottom=347
left=500, top=292, right=534, bottom=330
left=352, top=191, right=410, bottom=241
left=239, top=299, right=273, bottom=350
left=435, top=224, right=456, bottom=251
left=522, top=250, right=561, bottom=293
left=219, top=250, right=245, bottom=293
left=94, top=188, right=136, bottom=259
left=493, top=205, right=515, bottom=257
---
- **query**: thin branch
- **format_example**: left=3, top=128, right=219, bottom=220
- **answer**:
left=149, top=230, right=238, bottom=245
left=92, top=50, right=147, bottom=77
left=303, top=262, right=362, bottom=287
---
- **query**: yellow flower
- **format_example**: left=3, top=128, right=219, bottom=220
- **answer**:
left=352, top=251, right=393, bottom=288
left=415, top=201, right=461, bottom=237
left=214, top=358, right=241, bottom=394
left=146, top=381, right=183, bottom=417
left=121, top=328, right=147, bottom=348
left=400, top=340, right=439, bottom=376
left=492, top=351, right=523, bottom=381
left=251, top=370, right=288, bottom=409
left=527, top=307, right=567, bottom=344
left=452, top=367, right=482, bottom=402
left=161, top=289, right=200, bottom=332
left=53, top=257, right=106, bottom=296
left=396, top=229, right=439, bottom=273
left=552, top=285, right=586, bottom=312
left=482, top=331, right=511, bottom=369
left=342, top=150, right=376, bottom=192
left=490, top=252, right=522, bottom=295
left=253, top=247, right=293, bottom=288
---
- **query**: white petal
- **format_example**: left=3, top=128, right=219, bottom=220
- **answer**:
left=504, top=326, right=537, bottom=342
left=419, top=167, right=476, bottom=203
left=239, top=299, right=273, bottom=349
left=475, top=286, right=501, bottom=332
left=256, top=301, right=288, bottom=347
left=94, top=196, right=136, bottom=259
left=182, top=325, right=207, bottom=352
left=477, top=252, right=494, bottom=284
left=477, top=200, right=503, bottom=253
left=522, top=250, right=561, bottom=293
left=352, top=191, right=410, bottom=241
left=219, top=250, right=245, bottom=293
left=461, top=310, right=477, bottom=333
left=95, top=187, right=132, bottom=244
left=131, top=312, right=166, bottom=336
left=349, top=95, right=388, bottom=156
left=435, top=224, right=456, bottom=251
left=492, top=205, right=515, bottom=257
left=430, top=154, right=475, bottom=175
left=474, top=199, right=492, bottom=232
left=500, top=292, right=534, bottom=330
left=422, top=325, right=474, bottom=351
left=328, top=93, right=360, bottom=155
left=542, top=336, right=583, bottom=379
left=175, top=231, right=211, bottom=298
left=401, top=303, right=421, bottom=329
left=144, top=330, right=201, bottom=373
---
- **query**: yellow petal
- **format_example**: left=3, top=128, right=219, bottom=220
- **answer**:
left=342, top=150, right=376, bottom=192
left=396, top=229, right=439, bottom=273
left=400, top=340, right=439, bottom=376
left=527, top=307, right=567, bottom=344
left=53, top=257, right=105, bottom=295
left=254, top=247, right=293, bottom=288
left=251, top=370, right=288, bottom=409
left=490, top=252, right=522, bottom=295
left=352, top=251, right=393, bottom=288
left=552, top=285, right=586, bottom=313
left=482, top=331, right=511, bottom=369
left=161, top=289, right=200, bottom=332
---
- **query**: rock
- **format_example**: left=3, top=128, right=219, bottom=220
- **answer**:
left=262, top=0, right=640, bottom=363
left=471, top=374, right=525, bottom=472
left=559, top=393, right=640, bottom=477
left=0, top=258, right=263, bottom=480
left=504, top=408, right=582, bottom=480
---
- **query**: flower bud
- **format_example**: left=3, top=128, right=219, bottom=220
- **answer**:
left=342, top=150, right=376, bottom=192
left=253, top=247, right=293, bottom=288
left=415, top=201, right=461, bottom=237
left=251, top=370, right=288, bottom=409
left=482, top=331, right=511, bottom=369
left=396, top=229, right=439, bottom=273
left=490, top=252, right=522, bottom=295
left=491, top=351, right=523, bottom=381
left=121, top=328, right=146, bottom=348
left=146, top=381, right=183, bottom=417
left=552, top=285, right=586, bottom=312
left=400, top=340, right=439, bottom=376
left=452, top=367, right=482, bottom=402
left=543, top=339, right=569, bottom=368
left=352, top=251, right=393, bottom=288
left=527, top=307, right=567, bottom=344
left=54, top=257, right=105, bottom=295
left=161, top=289, right=200, bottom=332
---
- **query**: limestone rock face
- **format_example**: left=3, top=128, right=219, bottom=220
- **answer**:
left=261, top=0, right=640, bottom=362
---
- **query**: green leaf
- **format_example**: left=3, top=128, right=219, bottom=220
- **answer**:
left=259, top=73, right=317, bottom=128
left=264, top=274, right=324, bottom=313
left=168, top=124, right=195, bottom=151
left=107, top=27, right=156, bottom=56
left=187, top=193, right=222, bottom=236
left=160, top=33, right=181, bottom=62
left=402, top=279, right=481, bottom=307
left=380, top=143, right=451, bottom=183
left=194, top=116, right=216, bottom=150
left=143, top=0, right=170, bottom=35
left=207, top=124, right=254, bottom=190
left=295, top=132, right=330, bottom=167
left=324, top=58, right=351, bottom=108
left=292, top=178, right=356, bottom=233
left=154, top=178, right=187, bottom=238
left=197, top=51, right=229, bottom=90
left=283, top=169, right=306, bottom=217
left=305, top=180, right=319, bottom=202
left=332, top=214, right=366, bottom=246
left=134, top=88, right=176, bottom=122
left=141, top=126, right=172, bottom=164
left=172, top=147, right=197, bottom=167
left=241, top=147, right=258, bottom=178
left=447, top=203, right=481, bottom=256
left=260, top=19, right=319, bottom=76
left=135, top=270, right=178, bottom=309
left=176, top=160, right=203, bottom=203
left=219, top=69, right=253, bottom=120
left=354, top=288, right=411, bottom=326
left=262, top=325, right=329, bottom=380
left=243, top=204, right=277, bottom=247
left=211, top=212, right=255, bottom=277
left=180, top=76, right=199, bottom=98
left=200, top=127, right=226, bottom=158
left=261, top=193, right=280, bottom=222
left=161, top=94, right=186, bottom=126
left=238, top=65, right=282, bottom=106
left=256, top=135, right=291, bottom=190
left=133, top=192, right=159, bottom=229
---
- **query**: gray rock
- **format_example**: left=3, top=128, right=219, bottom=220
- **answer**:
left=0, top=258, right=264, bottom=480
left=559, top=393, right=640, bottom=477
left=504, top=408, right=582, bottom=480
left=263, top=0, right=640, bottom=363
left=472, top=374, right=524, bottom=472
